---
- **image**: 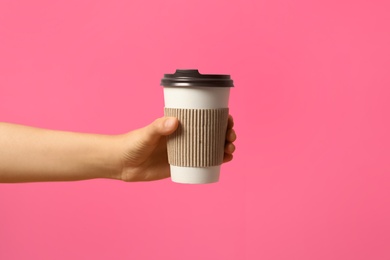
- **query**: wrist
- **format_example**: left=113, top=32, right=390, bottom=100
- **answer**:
left=88, top=134, right=124, bottom=181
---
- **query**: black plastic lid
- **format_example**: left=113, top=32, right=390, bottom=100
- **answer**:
left=161, top=69, right=234, bottom=87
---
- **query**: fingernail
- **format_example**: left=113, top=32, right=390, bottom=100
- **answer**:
left=164, top=118, right=176, bottom=129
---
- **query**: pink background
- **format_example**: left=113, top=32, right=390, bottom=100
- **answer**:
left=1, top=0, right=389, bottom=259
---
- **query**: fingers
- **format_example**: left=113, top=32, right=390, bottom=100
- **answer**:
left=223, top=115, right=236, bottom=163
left=226, top=128, right=236, bottom=143
left=162, top=117, right=179, bottom=134
left=142, top=117, right=179, bottom=145
left=226, top=115, right=236, bottom=142
left=149, top=117, right=179, bottom=136
left=224, top=143, right=235, bottom=154
left=223, top=153, right=233, bottom=163
left=227, top=114, right=234, bottom=129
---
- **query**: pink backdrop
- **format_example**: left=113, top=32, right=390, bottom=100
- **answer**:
left=1, top=0, right=389, bottom=259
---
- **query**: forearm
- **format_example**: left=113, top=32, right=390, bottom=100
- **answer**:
left=0, top=123, right=122, bottom=183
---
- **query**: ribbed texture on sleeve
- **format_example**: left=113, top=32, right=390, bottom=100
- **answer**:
left=165, top=108, right=229, bottom=167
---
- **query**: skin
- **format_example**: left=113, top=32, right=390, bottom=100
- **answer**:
left=0, top=116, right=236, bottom=183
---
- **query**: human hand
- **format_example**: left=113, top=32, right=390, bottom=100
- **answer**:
left=117, top=115, right=236, bottom=182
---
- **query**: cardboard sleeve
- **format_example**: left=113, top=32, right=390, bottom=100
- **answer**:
left=164, top=108, right=229, bottom=167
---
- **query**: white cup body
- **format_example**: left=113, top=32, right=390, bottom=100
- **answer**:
left=164, top=86, right=230, bottom=109
left=164, top=86, right=230, bottom=184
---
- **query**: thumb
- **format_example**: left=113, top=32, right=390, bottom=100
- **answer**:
left=142, top=117, right=179, bottom=144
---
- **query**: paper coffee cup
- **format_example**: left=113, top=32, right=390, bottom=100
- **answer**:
left=161, top=69, right=234, bottom=184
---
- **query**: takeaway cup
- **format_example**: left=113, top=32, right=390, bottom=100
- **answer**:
left=161, top=69, right=234, bottom=184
